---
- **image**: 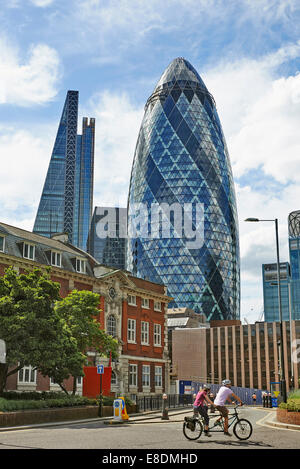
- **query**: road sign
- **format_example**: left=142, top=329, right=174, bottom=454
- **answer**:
left=97, top=365, right=104, bottom=417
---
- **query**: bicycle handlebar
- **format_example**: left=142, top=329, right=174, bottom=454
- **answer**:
left=233, top=403, right=244, bottom=409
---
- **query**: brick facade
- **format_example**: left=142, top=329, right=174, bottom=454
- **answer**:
left=0, top=222, right=172, bottom=397
left=277, top=408, right=300, bottom=425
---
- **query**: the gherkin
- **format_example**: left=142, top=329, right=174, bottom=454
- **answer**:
left=127, top=58, right=240, bottom=321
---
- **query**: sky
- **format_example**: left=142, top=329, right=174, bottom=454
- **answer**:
left=1, top=0, right=300, bottom=323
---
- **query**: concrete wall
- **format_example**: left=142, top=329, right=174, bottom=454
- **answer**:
left=172, top=328, right=207, bottom=382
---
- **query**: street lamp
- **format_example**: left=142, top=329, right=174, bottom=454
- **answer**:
left=245, top=217, right=287, bottom=402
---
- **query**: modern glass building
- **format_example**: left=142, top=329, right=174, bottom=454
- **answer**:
left=288, top=210, right=300, bottom=320
left=262, top=262, right=291, bottom=322
left=33, top=91, right=95, bottom=250
left=87, top=207, right=127, bottom=270
left=127, top=58, right=240, bottom=321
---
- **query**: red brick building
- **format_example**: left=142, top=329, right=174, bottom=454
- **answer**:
left=0, top=222, right=172, bottom=398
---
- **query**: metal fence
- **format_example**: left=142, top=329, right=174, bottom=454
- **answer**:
left=136, top=394, right=193, bottom=412
left=191, top=382, right=263, bottom=406
left=135, top=384, right=264, bottom=412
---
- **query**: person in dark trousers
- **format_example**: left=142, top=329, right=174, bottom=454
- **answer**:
left=193, top=384, right=215, bottom=437
left=209, top=391, right=215, bottom=413
left=252, top=392, right=257, bottom=405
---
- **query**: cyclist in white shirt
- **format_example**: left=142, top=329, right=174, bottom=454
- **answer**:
left=214, top=379, right=243, bottom=436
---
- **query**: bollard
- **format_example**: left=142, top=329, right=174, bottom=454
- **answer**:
left=268, top=395, right=272, bottom=408
left=161, top=393, right=169, bottom=420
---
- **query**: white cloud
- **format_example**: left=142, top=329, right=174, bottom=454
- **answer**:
left=236, top=180, right=300, bottom=321
left=81, top=91, right=144, bottom=208
left=66, top=0, right=300, bottom=59
left=30, top=0, right=54, bottom=6
left=204, top=43, right=300, bottom=183
left=0, top=125, right=55, bottom=228
left=203, top=43, right=300, bottom=321
left=0, top=37, right=61, bottom=106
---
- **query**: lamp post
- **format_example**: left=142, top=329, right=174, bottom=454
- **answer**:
left=245, top=217, right=287, bottom=402
left=288, top=282, right=294, bottom=388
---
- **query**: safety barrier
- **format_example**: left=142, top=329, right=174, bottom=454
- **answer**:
left=136, top=394, right=193, bottom=412
left=191, top=382, right=263, bottom=405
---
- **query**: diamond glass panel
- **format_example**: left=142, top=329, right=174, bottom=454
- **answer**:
left=127, top=58, right=240, bottom=321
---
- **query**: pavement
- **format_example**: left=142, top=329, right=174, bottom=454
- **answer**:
left=0, top=405, right=299, bottom=432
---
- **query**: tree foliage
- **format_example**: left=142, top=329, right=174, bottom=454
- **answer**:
left=54, top=289, right=119, bottom=359
left=0, top=268, right=118, bottom=395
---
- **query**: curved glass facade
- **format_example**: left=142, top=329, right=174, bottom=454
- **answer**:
left=288, top=210, right=300, bottom=320
left=127, top=58, right=240, bottom=320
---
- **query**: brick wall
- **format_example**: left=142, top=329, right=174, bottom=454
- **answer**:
left=277, top=408, right=300, bottom=425
left=172, top=328, right=207, bottom=381
left=122, top=297, right=165, bottom=359
left=51, top=275, right=70, bottom=297
left=129, top=276, right=165, bottom=294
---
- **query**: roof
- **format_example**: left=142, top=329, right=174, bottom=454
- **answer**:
left=167, top=317, right=189, bottom=328
left=0, top=221, right=95, bottom=276
left=155, top=57, right=207, bottom=91
left=0, top=222, right=172, bottom=300
left=0, top=222, right=80, bottom=255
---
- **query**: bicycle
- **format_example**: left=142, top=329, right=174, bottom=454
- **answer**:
left=183, top=404, right=252, bottom=441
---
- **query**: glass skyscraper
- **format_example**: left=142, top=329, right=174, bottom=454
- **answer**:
left=87, top=207, right=127, bottom=270
left=288, top=210, right=300, bottom=320
left=127, top=58, right=240, bottom=321
left=33, top=91, right=95, bottom=250
left=262, top=262, right=291, bottom=322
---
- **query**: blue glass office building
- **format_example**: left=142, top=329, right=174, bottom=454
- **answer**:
left=87, top=207, right=127, bottom=270
left=127, top=58, right=240, bottom=320
left=288, top=210, right=300, bottom=320
left=33, top=91, right=95, bottom=250
left=262, top=262, right=291, bottom=322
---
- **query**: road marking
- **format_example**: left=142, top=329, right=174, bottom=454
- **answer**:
left=256, top=411, right=274, bottom=428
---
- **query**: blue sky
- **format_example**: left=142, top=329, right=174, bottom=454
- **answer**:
left=1, top=0, right=300, bottom=322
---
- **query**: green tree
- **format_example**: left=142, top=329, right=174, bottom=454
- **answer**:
left=0, top=267, right=82, bottom=395
left=54, top=290, right=119, bottom=394
left=0, top=268, right=119, bottom=396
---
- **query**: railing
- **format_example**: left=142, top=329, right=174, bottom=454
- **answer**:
left=136, top=394, right=193, bottom=412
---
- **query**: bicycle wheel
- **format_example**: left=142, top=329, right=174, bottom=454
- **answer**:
left=183, top=419, right=203, bottom=440
left=233, top=419, right=253, bottom=440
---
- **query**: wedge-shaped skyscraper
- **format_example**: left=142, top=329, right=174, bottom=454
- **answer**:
left=127, top=58, right=240, bottom=320
left=33, top=91, right=95, bottom=250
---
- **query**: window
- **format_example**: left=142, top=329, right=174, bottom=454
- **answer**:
left=128, top=319, right=136, bottom=343
left=141, top=321, right=149, bottom=345
left=142, top=365, right=150, bottom=387
left=129, top=364, right=138, bottom=387
left=155, top=366, right=162, bottom=387
left=128, top=295, right=136, bottom=306
left=23, top=243, right=35, bottom=260
left=154, top=301, right=162, bottom=312
left=76, top=376, right=83, bottom=386
left=18, top=365, right=36, bottom=384
left=142, top=298, right=149, bottom=309
left=51, top=250, right=61, bottom=267
left=76, top=258, right=86, bottom=274
left=0, top=236, right=5, bottom=252
left=111, top=371, right=117, bottom=386
left=154, top=323, right=162, bottom=346
left=107, top=315, right=117, bottom=337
